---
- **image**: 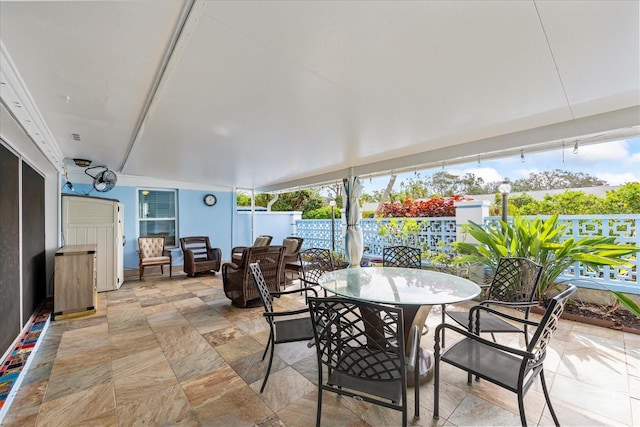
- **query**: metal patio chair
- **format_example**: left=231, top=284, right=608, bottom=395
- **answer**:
left=442, top=257, right=543, bottom=346
left=307, top=296, right=420, bottom=427
left=299, top=248, right=335, bottom=301
left=383, top=245, right=422, bottom=269
left=248, top=262, right=318, bottom=393
left=434, top=284, right=577, bottom=427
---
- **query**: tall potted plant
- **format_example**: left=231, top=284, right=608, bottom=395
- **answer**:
left=453, top=214, right=640, bottom=316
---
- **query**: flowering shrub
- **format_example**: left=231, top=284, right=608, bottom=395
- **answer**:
left=377, top=218, right=420, bottom=247
left=376, top=195, right=471, bottom=218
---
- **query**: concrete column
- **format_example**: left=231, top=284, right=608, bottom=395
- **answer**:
left=454, top=200, right=490, bottom=245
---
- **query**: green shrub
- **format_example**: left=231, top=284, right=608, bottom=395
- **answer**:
left=453, top=215, right=640, bottom=303
left=303, top=206, right=342, bottom=219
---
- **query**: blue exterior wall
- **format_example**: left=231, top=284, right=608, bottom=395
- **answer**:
left=63, top=184, right=234, bottom=270
left=235, top=211, right=302, bottom=247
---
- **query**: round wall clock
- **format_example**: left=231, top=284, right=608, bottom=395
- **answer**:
left=203, top=194, right=217, bottom=206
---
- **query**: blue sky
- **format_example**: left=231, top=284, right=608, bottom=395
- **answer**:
left=362, top=137, right=640, bottom=194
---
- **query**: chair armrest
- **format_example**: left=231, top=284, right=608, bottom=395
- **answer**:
left=231, top=246, right=248, bottom=254
left=270, top=287, right=318, bottom=298
left=264, top=307, right=310, bottom=318
left=480, top=299, right=539, bottom=308
left=163, top=249, right=172, bottom=262
left=468, top=304, right=540, bottom=329
left=434, top=323, right=534, bottom=359
left=300, top=278, right=320, bottom=287
left=183, top=248, right=195, bottom=263
left=207, top=247, right=222, bottom=261
left=222, top=262, right=240, bottom=275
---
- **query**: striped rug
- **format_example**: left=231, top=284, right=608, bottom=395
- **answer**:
left=0, top=299, right=52, bottom=415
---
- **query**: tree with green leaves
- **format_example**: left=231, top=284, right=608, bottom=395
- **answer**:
left=428, top=171, right=463, bottom=196
left=237, top=189, right=325, bottom=214
left=510, top=169, right=607, bottom=191
left=516, top=191, right=605, bottom=215
left=399, top=173, right=430, bottom=199
left=459, top=172, right=486, bottom=195
left=602, top=182, right=640, bottom=213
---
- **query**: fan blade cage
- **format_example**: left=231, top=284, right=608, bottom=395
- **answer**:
left=93, top=170, right=117, bottom=192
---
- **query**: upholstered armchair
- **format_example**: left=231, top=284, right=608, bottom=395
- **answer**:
left=222, top=245, right=284, bottom=307
left=138, top=237, right=172, bottom=280
left=179, top=236, right=222, bottom=277
left=231, top=235, right=273, bottom=263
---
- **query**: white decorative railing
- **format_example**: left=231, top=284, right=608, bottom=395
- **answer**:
left=296, top=217, right=457, bottom=257
left=485, top=215, right=639, bottom=294
left=296, top=214, right=640, bottom=294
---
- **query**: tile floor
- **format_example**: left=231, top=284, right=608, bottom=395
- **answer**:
left=1, top=272, right=638, bottom=426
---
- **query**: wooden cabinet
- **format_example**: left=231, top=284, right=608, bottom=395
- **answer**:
left=54, top=244, right=97, bottom=320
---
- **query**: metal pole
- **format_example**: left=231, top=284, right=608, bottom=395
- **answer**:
left=498, top=179, right=511, bottom=224
left=331, top=204, right=336, bottom=252
left=501, top=193, right=508, bottom=222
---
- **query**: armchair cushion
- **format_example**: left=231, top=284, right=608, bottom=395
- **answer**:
left=280, top=237, right=304, bottom=285
left=138, top=237, right=172, bottom=281
left=231, top=235, right=273, bottom=262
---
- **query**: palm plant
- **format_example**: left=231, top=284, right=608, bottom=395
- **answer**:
left=453, top=214, right=640, bottom=316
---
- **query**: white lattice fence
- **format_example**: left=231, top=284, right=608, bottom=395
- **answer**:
left=296, top=217, right=457, bottom=258
left=485, top=215, right=640, bottom=294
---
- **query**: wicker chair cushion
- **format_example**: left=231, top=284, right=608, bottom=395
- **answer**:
left=254, top=236, right=271, bottom=246
left=282, top=238, right=299, bottom=255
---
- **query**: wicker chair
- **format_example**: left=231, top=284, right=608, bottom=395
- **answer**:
left=434, top=284, right=577, bottom=427
left=138, top=237, right=172, bottom=280
left=179, top=236, right=222, bottom=277
left=222, top=245, right=284, bottom=307
left=231, top=235, right=273, bottom=263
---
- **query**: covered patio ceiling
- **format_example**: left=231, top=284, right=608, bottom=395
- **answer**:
left=0, top=0, right=638, bottom=192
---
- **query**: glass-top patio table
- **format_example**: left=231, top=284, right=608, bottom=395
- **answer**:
left=318, top=266, right=481, bottom=385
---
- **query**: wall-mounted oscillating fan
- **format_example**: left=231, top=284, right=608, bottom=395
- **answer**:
left=85, top=166, right=117, bottom=192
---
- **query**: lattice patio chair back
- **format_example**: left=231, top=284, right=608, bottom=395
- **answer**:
left=307, top=296, right=420, bottom=427
left=383, top=245, right=422, bottom=269
left=442, top=257, right=543, bottom=346
left=487, top=257, right=543, bottom=304
left=300, top=248, right=335, bottom=285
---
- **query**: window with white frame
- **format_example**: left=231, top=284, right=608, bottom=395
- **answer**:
left=138, top=189, right=177, bottom=247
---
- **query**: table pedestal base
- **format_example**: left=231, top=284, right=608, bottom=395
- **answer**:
left=403, top=305, right=434, bottom=387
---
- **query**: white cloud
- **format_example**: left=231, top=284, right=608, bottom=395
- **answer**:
left=455, top=167, right=503, bottom=183
left=511, top=167, right=540, bottom=180
left=575, top=140, right=630, bottom=162
left=596, top=172, right=639, bottom=186
left=625, top=151, right=640, bottom=166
